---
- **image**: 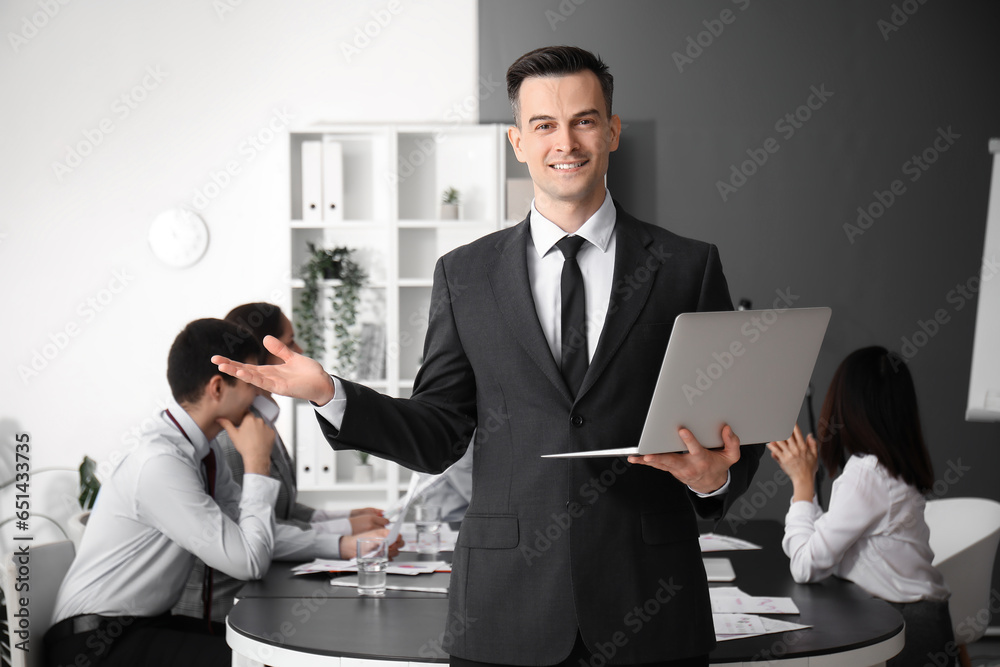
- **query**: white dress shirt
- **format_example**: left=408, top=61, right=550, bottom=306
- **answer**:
left=782, top=453, right=950, bottom=603
left=526, top=192, right=617, bottom=365
left=316, top=189, right=729, bottom=497
left=53, top=397, right=281, bottom=622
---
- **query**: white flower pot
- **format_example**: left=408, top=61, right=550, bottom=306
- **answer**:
left=353, top=463, right=374, bottom=484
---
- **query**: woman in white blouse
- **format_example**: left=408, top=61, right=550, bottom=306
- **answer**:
left=768, top=346, right=954, bottom=667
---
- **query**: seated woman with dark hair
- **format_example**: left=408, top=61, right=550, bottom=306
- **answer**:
left=768, top=346, right=954, bottom=667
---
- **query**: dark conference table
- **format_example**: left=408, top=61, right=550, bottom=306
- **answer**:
left=226, top=521, right=905, bottom=666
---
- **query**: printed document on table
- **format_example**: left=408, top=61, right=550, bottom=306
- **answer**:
left=699, top=533, right=762, bottom=552
left=714, top=614, right=812, bottom=641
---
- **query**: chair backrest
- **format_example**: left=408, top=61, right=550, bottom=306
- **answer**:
left=2, top=540, right=75, bottom=667
left=925, top=497, right=1000, bottom=645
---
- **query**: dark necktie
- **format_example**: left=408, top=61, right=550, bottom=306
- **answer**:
left=556, top=235, right=588, bottom=396
left=202, top=449, right=216, bottom=630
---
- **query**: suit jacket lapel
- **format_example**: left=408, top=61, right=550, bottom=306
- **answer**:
left=576, top=205, right=661, bottom=402
left=487, top=219, right=574, bottom=403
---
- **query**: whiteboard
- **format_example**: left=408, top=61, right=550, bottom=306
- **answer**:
left=966, top=139, right=1000, bottom=422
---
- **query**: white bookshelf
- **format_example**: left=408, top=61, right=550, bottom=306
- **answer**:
left=288, top=124, right=511, bottom=506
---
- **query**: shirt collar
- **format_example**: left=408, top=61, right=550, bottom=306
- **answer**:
left=529, top=189, right=616, bottom=257
left=164, top=395, right=212, bottom=459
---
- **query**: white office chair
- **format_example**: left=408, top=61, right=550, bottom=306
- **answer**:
left=925, top=497, right=1000, bottom=667
left=1, top=539, right=75, bottom=667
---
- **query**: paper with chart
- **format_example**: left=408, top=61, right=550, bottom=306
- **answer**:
left=711, top=587, right=808, bottom=641
left=714, top=614, right=812, bottom=641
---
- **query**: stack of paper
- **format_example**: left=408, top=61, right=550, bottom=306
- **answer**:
left=291, top=559, right=451, bottom=576
left=709, top=587, right=810, bottom=641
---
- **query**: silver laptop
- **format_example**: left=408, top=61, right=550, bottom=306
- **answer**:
left=543, top=307, right=832, bottom=458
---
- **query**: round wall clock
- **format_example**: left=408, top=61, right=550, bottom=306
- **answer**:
left=148, top=208, right=209, bottom=268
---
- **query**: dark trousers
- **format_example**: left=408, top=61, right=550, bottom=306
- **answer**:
left=44, top=613, right=229, bottom=667
left=885, top=599, right=956, bottom=667
left=450, top=632, right=709, bottom=667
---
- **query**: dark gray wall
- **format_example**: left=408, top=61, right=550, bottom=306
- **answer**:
left=480, top=0, right=1000, bottom=601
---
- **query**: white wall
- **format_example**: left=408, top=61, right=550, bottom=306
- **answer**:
left=0, top=0, right=479, bottom=474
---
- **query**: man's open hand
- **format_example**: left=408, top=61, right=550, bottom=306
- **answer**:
left=212, top=335, right=336, bottom=404
left=628, top=424, right=741, bottom=494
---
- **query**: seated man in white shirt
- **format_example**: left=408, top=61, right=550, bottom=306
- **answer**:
left=45, top=318, right=396, bottom=667
left=173, top=302, right=391, bottom=623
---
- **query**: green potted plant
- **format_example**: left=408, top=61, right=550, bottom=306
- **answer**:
left=294, top=242, right=367, bottom=377
left=441, top=186, right=461, bottom=220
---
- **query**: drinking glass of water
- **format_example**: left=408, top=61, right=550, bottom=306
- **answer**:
left=356, top=537, right=389, bottom=596
left=414, top=504, right=442, bottom=555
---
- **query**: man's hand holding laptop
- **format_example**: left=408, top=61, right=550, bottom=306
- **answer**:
left=628, top=424, right=740, bottom=495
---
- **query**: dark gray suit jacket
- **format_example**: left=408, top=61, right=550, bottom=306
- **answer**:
left=319, top=204, right=764, bottom=664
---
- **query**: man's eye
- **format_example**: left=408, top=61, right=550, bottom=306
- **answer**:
left=578, top=119, right=594, bottom=126
left=536, top=123, right=552, bottom=131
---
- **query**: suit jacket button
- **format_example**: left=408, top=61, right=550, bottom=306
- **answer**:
left=571, top=414, right=584, bottom=427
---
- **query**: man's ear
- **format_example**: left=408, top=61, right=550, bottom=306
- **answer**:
left=507, top=125, right=527, bottom=164
left=608, top=114, right=622, bottom=153
left=204, top=374, right=226, bottom=403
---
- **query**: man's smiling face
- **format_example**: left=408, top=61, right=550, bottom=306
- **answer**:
left=508, top=70, right=621, bottom=222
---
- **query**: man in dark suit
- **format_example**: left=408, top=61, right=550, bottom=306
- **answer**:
left=215, top=46, right=764, bottom=667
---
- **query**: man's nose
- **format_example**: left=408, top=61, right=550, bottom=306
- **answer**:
left=552, top=125, right=579, bottom=153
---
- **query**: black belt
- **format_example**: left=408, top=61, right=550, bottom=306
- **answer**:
left=46, top=614, right=112, bottom=642
left=46, top=612, right=167, bottom=643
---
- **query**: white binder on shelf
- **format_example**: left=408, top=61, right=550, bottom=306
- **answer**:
left=294, top=401, right=321, bottom=489
left=301, top=140, right=323, bottom=222
left=315, top=442, right=336, bottom=486
left=322, top=138, right=344, bottom=222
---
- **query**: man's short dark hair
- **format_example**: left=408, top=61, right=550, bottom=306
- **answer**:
left=506, top=45, right=614, bottom=126
left=167, top=318, right=263, bottom=404
left=225, top=302, right=284, bottom=341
